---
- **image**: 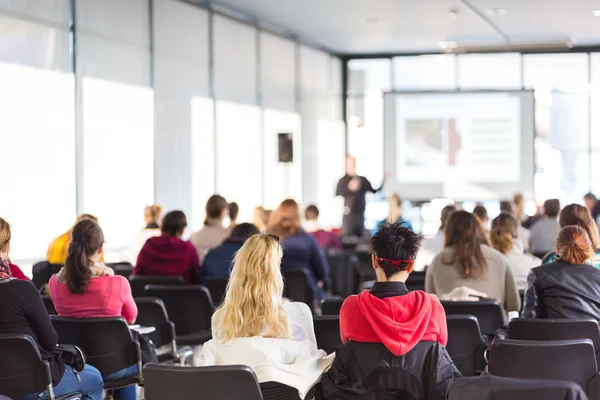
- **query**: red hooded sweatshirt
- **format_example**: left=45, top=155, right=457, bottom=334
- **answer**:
left=340, top=289, right=448, bottom=356
left=134, top=234, right=201, bottom=284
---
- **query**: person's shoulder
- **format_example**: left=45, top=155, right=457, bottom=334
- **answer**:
left=482, top=245, right=510, bottom=265
left=283, top=301, right=312, bottom=321
left=5, top=278, right=37, bottom=294
left=339, top=294, right=359, bottom=314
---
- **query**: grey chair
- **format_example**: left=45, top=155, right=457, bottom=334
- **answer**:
left=441, top=300, right=505, bottom=335
left=313, top=315, right=342, bottom=354
left=446, top=315, right=487, bottom=376
left=128, top=275, right=185, bottom=298
left=321, top=297, right=344, bottom=315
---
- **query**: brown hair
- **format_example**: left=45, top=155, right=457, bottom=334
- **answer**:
left=440, top=204, right=456, bottom=231
left=443, top=210, right=489, bottom=279
left=268, top=199, right=302, bottom=239
left=205, top=195, right=228, bottom=225
left=559, top=204, right=599, bottom=250
left=64, top=219, right=104, bottom=294
left=472, top=205, right=488, bottom=223
left=544, top=199, right=561, bottom=218
left=556, top=226, right=594, bottom=265
left=0, top=218, right=11, bottom=254
left=513, top=194, right=524, bottom=219
left=305, top=205, right=319, bottom=221
left=490, top=213, right=518, bottom=255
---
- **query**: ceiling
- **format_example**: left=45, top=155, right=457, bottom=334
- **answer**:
left=209, top=0, right=600, bottom=55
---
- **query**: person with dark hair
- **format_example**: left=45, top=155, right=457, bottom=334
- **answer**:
left=524, top=225, right=600, bottom=323
left=322, top=222, right=460, bottom=399
left=228, top=202, right=239, bottom=230
left=49, top=219, right=137, bottom=399
left=472, top=205, right=489, bottom=232
left=584, top=192, right=600, bottom=223
left=541, top=203, right=600, bottom=267
left=0, top=217, right=105, bottom=399
left=529, top=199, right=561, bottom=258
left=135, top=210, right=201, bottom=284
left=191, top=195, right=230, bottom=260
left=304, top=204, right=341, bottom=251
left=47, top=213, right=101, bottom=265
left=202, top=223, right=260, bottom=279
left=426, top=211, right=520, bottom=314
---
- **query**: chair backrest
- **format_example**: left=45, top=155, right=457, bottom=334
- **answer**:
left=41, top=295, right=57, bottom=316
left=134, top=297, right=175, bottom=348
left=313, top=315, right=342, bottom=354
left=441, top=300, right=505, bottom=335
left=326, top=252, right=359, bottom=297
left=448, top=375, right=589, bottom=400
left=445, top=315, right=487, bottom=376
left=354, top=250, right=376, bottom=283
left=109, top=262, right=134, bottom=279
left=129, top=275, right=186, bottom=297
left=50, top=316, right=141, bottom=376
left=0, top=334, right=53, bottom=398
left=282, top=269, right=316, bottom=313
left=145, top=285, right=214, bottom=336
left=260, top=382, right=301, bottom=400
left=203, top=277, right=228, bottom=307
left=406, top=271, right=426, bottom=292
left=321, top=297, right=344, bottom=315
left=509, top=318, right=600, bottom=352
left=143, top=364, right=263, bottom=400
left=31, top=261, right=62, bottom=290
left=488, top=339, right=598, bottom=394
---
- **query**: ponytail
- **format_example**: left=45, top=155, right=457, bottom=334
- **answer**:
left=490, top=212, right=518, bottom=256
left=556, top=226, right=594, bottom=265
left=63, top=219, right=104, bottom=294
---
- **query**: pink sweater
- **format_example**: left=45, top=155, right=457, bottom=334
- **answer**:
left=49, top=275, right=138, bottom=323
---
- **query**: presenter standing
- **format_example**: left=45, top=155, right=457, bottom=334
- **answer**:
left=336, top=156, right=384, bottom=237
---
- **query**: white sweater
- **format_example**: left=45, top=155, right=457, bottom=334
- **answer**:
left=200, top=302, right=334, bottom=398
left=505, top=239, right=541, bottom=291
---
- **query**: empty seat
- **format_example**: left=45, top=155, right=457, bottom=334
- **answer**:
left=321, top=297, right=344, bottom=315
left=31, top=261, right=62, bottom=290
left=108, top=262, right=134, bottom=279
left=488, top=339, right=600, bottom=396
left=203, top=277, right=228, bottom=306
left=326, top=252, right=359, bottom=297
left=134, top=297, right=179, bottom=363
left=282, top=269, right=316, bottom=313
left=143, top=364, right=262, bottom=400
left=41, top=295, right=57, bottom=315
left=0, top=334, right=82, bottom=400
left=448, top=375, right=588, bottom=400
left=145, top=285, right=214, bottom=345
left=446, top=315, right=487, bottom=376
left=441, top=300, right=505, bottom=335
left=50, top=316, right=143, bottom=390
left=406, top=270, right=426, bottom=292
left=313, top=315, right=342, bottom=354
left=129, top=275, right=185, bottom=298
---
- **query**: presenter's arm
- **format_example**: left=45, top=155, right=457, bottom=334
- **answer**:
left=365, top=177, right=384, bottom=193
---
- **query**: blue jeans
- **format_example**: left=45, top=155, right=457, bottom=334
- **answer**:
left=20, top=364, right=104, bottom=400
left=104, top=364, right=139, bottom=400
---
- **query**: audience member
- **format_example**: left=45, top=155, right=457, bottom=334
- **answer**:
left=304, top=204, right=341, bottom=251
left=202, top=223, right=259, bottom=279
left=584, top=192, right=600, bottom=223
left=542, top=203, right=600, bottom=267
left=426, top=211, right=520, bottom=314
left=529, top=198, right=561, bottom=258
left=253, top=206, right=269, bottom=233
left=191, top=195, right=230, bottom=260
left=524, top=225, right=600, bottom=322
left=200, top=234, right=333, bottom=398
left=472, top=205, right=489, bottom=232
left=414, top=204, right=456, bottom=270
left=501, top=198, right=531, bottom=252
left=47, top=213, right=101, bottom=265
left=135, top=210, right=200, bottom=284
left=268, top=199, right=329, bottom=301
left=228, top=202, right=239, bottom=230
left=323, top=222, right=459, bottom=398
left=372, top=193, right=413, bottom=235
left=130, top=205, right=162, bottom=265
left=0, top=217, right=104, bottom=399
left=489, top=213, right=541, bottom=291
left=49, top=219, right=138, bottom=400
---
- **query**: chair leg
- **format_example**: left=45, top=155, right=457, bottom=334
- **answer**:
left=47, top=384, right=56, bottom=400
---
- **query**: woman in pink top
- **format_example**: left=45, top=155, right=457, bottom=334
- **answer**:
left=49, top=219, right=138, bottom=400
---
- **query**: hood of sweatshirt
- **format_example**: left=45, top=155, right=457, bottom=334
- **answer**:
left=341, top=290, right=447, bottom=356
left=142, top=234, right=193, bottom=263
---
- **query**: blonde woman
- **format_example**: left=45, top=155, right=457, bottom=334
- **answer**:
left=372, top=194, right=413, bottom=236
left=200, top=234, right=333, bottom=398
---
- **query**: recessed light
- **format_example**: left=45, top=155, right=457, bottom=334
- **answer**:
left=438, top=41, right=458, bottom=50
left=593, top=9, right=600, bottom=16
left=486, top=8, right=507, bottom=16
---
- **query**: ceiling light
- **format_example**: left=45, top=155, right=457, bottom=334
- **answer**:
left=438, top=41, right=458, bottom=50
left=486, top=8, right=506, bottom=16
left=593, top=9, right=600, bottom=16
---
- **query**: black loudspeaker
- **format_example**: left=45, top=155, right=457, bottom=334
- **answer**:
left=278, top=132, right=294, bottom=163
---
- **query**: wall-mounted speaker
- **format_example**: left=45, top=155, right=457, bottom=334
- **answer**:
left=278, top=132, right=294, bottom=163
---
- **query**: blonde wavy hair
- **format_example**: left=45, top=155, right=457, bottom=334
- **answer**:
left=213, top=234, right=290, bottom=342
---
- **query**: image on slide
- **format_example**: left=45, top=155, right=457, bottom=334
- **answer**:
left=405, top=118, right=461, bottom=167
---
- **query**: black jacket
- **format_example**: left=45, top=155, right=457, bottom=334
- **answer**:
left=321, top=341, right=461, bottom=400
left=335, top=175, right=381, bottom=215
left=523, top=260, right=600, bottom=322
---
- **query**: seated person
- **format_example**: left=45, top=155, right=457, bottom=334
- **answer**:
left=47, top=213, right=102, bottom=265
left=472, top=205, right=489, bottom=233
left=304, top=205, right=341, bottom=251
left=190, top=195, right=230, bottom=260
left=542, top=203, right=600, bottom=268
left=0, top=217, right=104, bottom=399
left=524, top=225, right=600, bottom=322
left=322, top=222, right=460, bottom=399
left=49, top=218, right=138, bottom=400
left=130, top=204, right=162, bottom=265
left=201, top=234, right=333, bottom=398
left=529, top=198, right=561, bottom=259
left=371, top=194, right=413, bottom=236
left=202, top=223, right=259, bottom=279
left=135, top=210, right=201, bottom=284
left=228, top=202, right=239, bottom=230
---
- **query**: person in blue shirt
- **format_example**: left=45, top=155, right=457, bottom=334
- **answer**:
left=202, top=223, right=260, bottom=279
left=372, top=194, right=413, bottom=236
left=268, top=199, right=329, bottom=302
